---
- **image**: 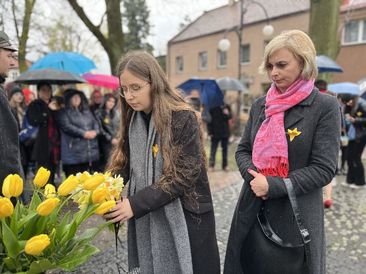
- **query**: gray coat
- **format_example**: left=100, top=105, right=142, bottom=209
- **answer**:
left=0, top=84, right=22, bottom=194
left=224, top=89, right=340, bottom=274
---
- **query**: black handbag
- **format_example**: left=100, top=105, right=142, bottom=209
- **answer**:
left=241, top=178, right=311, bottom=274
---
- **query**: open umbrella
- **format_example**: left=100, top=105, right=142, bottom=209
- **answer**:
left=29, top=51, right=96, bottom=75
left=83, top=73, right=119, bottom=89
left=316, top=55, right=343, bottom=73
left=15, top=68, right=86, bottom=85
left=216, top=77, right=247, bottom=92
left=328, top=82, right=360, bottom=95
left=177, top=78, right=224, bottom=109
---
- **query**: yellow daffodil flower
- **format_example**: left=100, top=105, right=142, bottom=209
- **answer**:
left=83, top=175, right=105, bottom=191
left=287, top=128, right=302, bottom=142
left=2, top=174, right=23, bottom=198
left=0, top=197, right=14, bottom=217
left=58, top=175, right=79, bottom=196
left=95, top=200, right=116, bottom=215
left=44, top=184, right=56, bottom=198
left=36, top=198, right=60, bottom=216
left=24, top=234, right=51, bottom=256
left=92, top=188, right=109, bottom=204
left=33, top=167, right=51, bottom=188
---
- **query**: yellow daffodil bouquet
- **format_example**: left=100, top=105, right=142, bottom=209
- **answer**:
left=0, top=167, right=123, bottom=274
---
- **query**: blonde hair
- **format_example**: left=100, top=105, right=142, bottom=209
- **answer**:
left=259, top=30, right=318, bottom=80
left=108, top=51, right=205, bottom=204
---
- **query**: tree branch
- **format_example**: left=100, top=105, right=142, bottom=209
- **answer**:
left=66, top=0, right=109, bottom=50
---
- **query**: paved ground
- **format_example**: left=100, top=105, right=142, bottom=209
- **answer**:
left=53, top=171, right=366, bottom=274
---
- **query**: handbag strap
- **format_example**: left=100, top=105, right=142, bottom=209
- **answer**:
left=283, top=178, right=311, bottom=264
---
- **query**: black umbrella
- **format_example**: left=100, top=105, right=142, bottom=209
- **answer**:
left=216, top=77, right=247, bottom=92
left=15, top=68, right=86, bottom=85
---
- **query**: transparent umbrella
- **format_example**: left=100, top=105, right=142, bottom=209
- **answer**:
left=15, top=68, right=86, bottom=85
left=216, top=77, right=247, bottom=92
left=316, top=55, right=343, bottom=73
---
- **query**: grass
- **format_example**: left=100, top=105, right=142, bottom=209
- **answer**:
left=203, top=138, right=238, bottom=171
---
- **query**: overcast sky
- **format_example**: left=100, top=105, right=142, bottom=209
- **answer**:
left=146, top=0, right=227, bottom=56
left=4, top=0, right=229, bottom=74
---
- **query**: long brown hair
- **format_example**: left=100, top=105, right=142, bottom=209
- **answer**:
left=107, top=51, right=206, bottom=203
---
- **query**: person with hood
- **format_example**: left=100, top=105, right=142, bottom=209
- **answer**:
left=94, top=93, right=120, bottom=171
left=0, top=30, right=22, bottom=195
left=57, top=89, right=100, bottom=176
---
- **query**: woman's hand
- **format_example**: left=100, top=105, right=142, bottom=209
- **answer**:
left=248, top=169, right=269, bottom=200
left=103, top=198, right=134, bottom=223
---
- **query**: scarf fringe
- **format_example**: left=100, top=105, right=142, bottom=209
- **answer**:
left=258, top=157, right=289, bottom=178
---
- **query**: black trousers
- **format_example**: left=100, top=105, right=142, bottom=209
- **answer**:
left=209, top=137, right=229, bottom=169
left=340, top=145, right=348, bottom=170
left=346, top=138, right=366, bottom=186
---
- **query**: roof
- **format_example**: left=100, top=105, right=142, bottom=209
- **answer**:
left=170, top=0, right=309, bottom=43
left=341, top=0, right=366, bottom=12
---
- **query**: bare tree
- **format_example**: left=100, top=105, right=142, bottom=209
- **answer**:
left=66, top=0, right=124, bottom=74
left=11, top=0, right=36, bottom=72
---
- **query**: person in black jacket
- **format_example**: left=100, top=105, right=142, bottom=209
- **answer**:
left=94, top=93, right=120, bottom=171
left=27, top=82, right=61, bottom=184
left=104, top=51, right=220, bottom=274
left=344, top=97, right=366, bottom=188
left=207, top=104, right=232, bottom=171
left=0, top=31, right=22, bottom=195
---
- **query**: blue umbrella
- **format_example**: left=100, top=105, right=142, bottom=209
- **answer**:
left=177, top=78, right=224, bottom=109
left=328, top=82, right=360, bottom=95
left=29, top=51, right=96, bottom=75
left=316, top=55, right=343, bottom=73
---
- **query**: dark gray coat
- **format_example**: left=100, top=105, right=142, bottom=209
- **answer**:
left=57, top=90, right=100, bottom=165
left=0, top=84, right=22, bottom=194
left=224, top=89, right=340, bottom=274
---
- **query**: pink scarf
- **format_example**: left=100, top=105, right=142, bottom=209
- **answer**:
left=252, top=78, right=314, bottom=178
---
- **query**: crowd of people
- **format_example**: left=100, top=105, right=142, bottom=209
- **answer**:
left=4, top=81, right=120, bottom=192
left=0, top=27, right=364, bottom=274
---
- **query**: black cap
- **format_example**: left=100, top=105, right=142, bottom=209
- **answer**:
left=0, top=31, right=17, bottom=52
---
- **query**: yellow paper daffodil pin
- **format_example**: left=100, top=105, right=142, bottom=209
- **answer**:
left=357, top=111, right=363, bottom=117
left=152, top=144, right=159, bottom=158
left=287, top=128, right=302, bottom=142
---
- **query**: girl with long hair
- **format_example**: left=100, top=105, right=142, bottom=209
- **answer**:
left=104, top=51, right=220, bottom=274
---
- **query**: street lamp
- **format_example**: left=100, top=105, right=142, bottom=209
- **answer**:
left=218, top=0, right=274, bottom=83
left=218, top=0, right=273, bottom=134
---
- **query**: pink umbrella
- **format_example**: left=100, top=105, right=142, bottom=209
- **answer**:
left=82, top=73, right=119, bottom=89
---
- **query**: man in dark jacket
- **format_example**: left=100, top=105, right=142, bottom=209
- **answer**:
left=207, top=104, right=232, bottom=171
left=0, top=31, right=22, bottom=195
left=27, top=82, right=60, bottom=184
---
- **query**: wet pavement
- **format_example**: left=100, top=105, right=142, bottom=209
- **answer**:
left=53, top=172, right=366, bottom=274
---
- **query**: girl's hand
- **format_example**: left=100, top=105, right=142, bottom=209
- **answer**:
left=103, top=198, right=134, bottom=223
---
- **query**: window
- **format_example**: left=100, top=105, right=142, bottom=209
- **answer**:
left=217, top=50, right=227, bottom=68
left=198, top=51, right=208, bottom=70
left=175, top=56, right=183, bottom=73
left=343, top=19, right=366, bottom=44
left=240, top=44, right=250, bottom=64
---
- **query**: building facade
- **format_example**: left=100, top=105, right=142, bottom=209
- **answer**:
left=167, top=0, right=366, bottom=97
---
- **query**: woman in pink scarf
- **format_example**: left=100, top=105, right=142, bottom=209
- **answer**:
left=224, top=30, right=340, bottom=274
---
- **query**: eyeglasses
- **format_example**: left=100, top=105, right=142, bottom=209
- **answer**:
left=119, top=82, right=150, bottom=98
